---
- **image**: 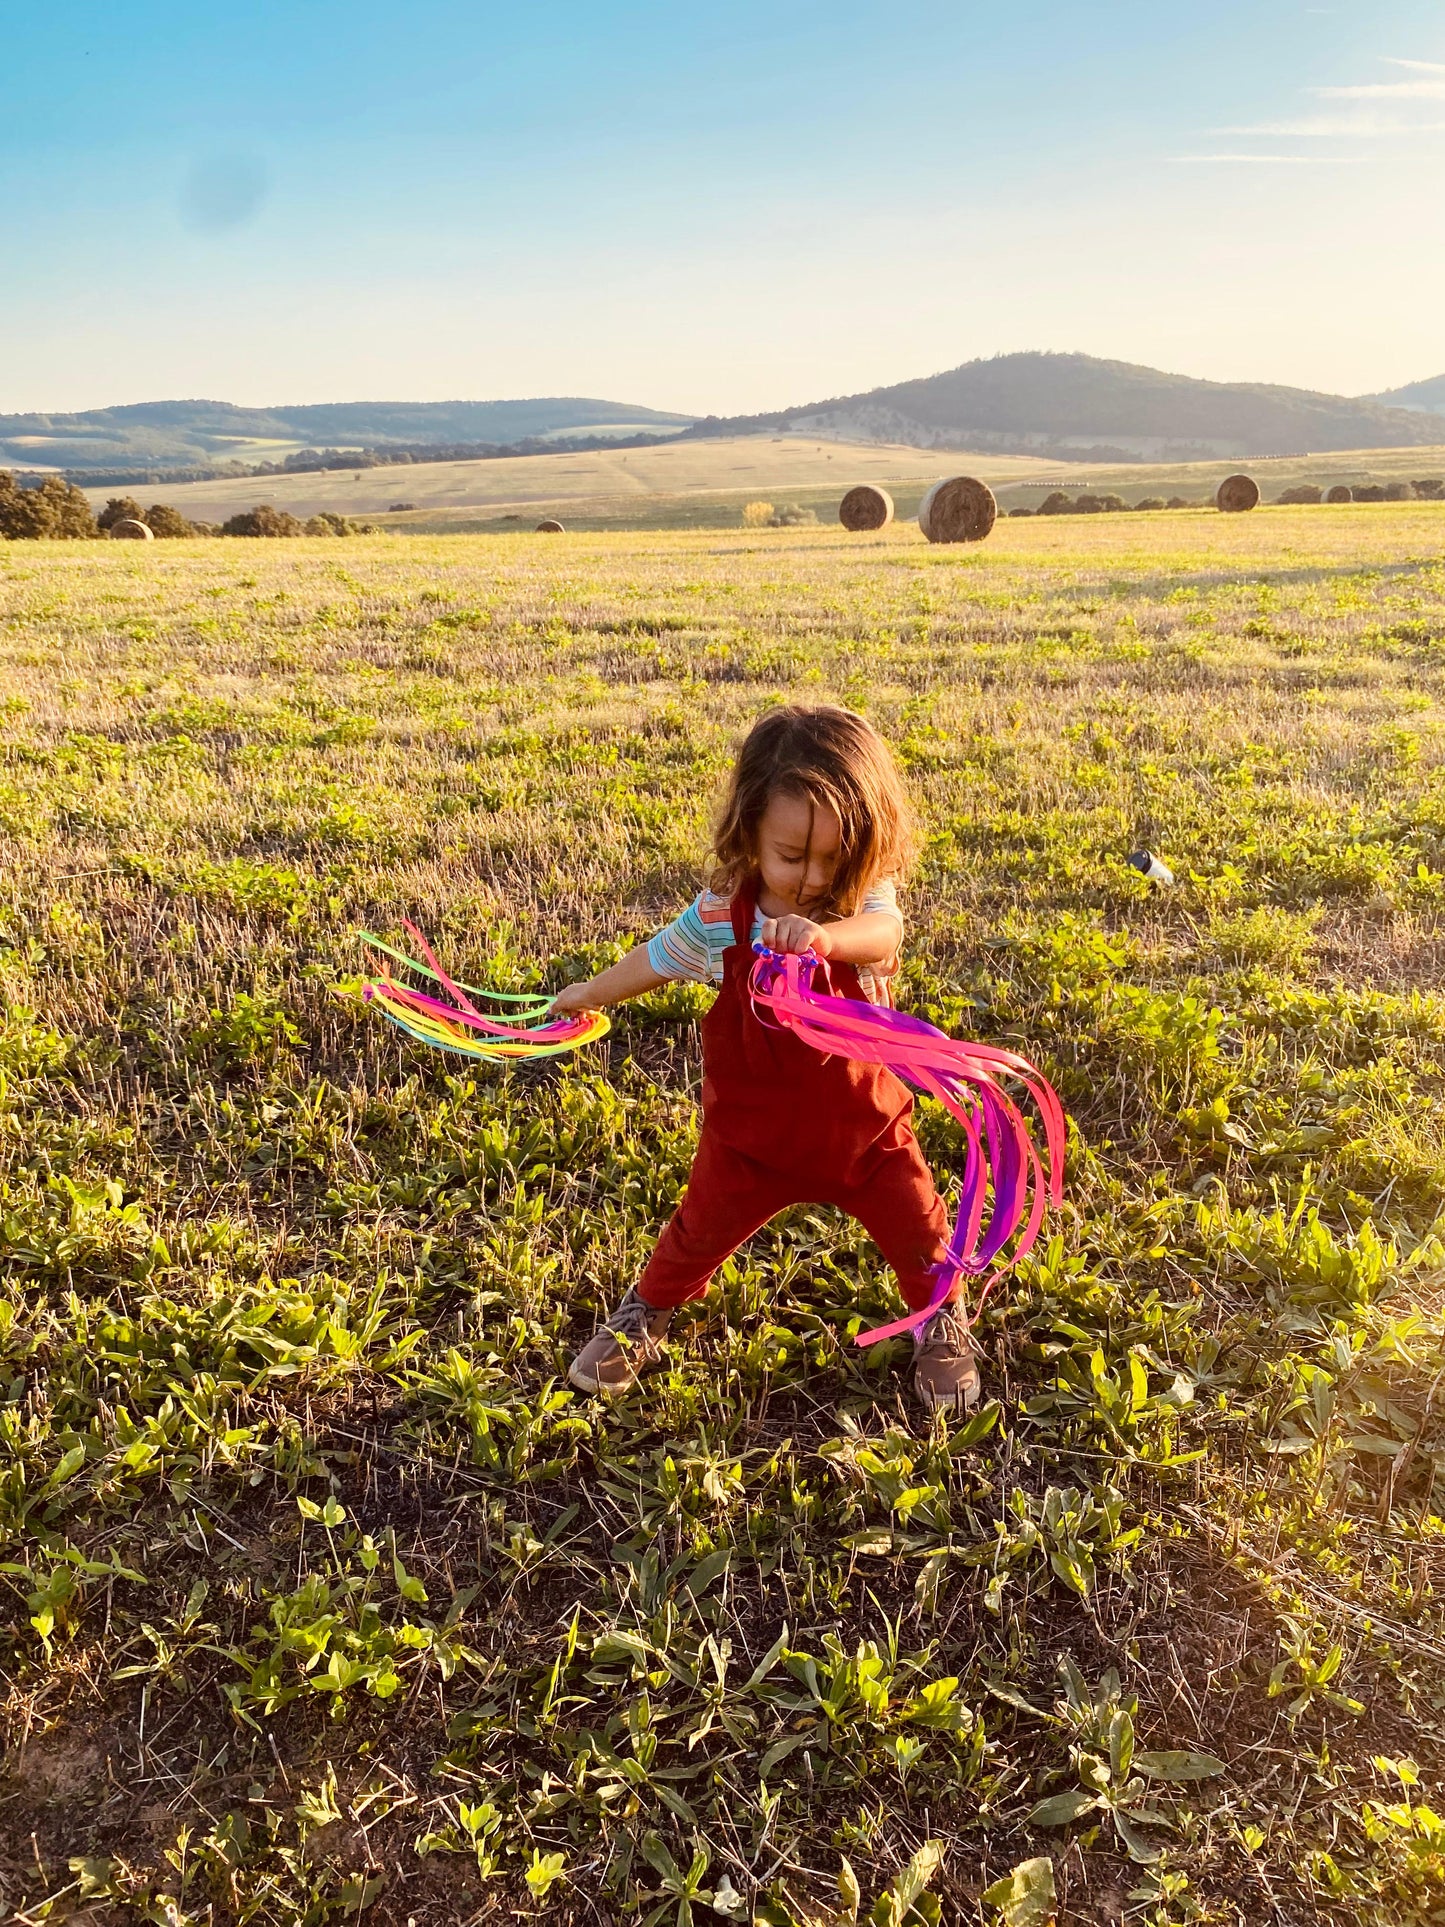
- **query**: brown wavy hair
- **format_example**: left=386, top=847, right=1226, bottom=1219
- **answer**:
left=710, top=706, right=917, bottom=916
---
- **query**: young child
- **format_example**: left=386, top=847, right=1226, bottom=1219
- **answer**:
left=551, top=704, right=979, bottom=1410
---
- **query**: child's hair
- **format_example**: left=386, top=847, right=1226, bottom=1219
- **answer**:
left=710, top=705, right=917, bottom=915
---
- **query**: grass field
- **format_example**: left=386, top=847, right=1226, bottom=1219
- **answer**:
left=80, top=434, right=1445, bottom=536
left=80, top=438, right=1054, bottom=532
left=3, top=507, right=1445, bottom=1924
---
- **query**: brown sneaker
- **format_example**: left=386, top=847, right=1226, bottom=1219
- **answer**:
left=568, top=1287, right=674, bottom=1395
left=912, top=1300, right=982, bottom=1411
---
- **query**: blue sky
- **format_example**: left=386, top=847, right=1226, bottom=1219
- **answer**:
left=4, top=0, right=1444, bottom=413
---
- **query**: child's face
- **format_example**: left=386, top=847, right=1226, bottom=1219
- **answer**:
left=755, top=790, right=842, bottom=914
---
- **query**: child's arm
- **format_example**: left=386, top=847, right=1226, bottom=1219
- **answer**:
left=550, top=944, right=668, bottom=1015
left=761, top=908, right=903, bottom=965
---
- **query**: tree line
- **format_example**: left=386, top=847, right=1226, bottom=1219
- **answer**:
left=0, top=474, right=378, bottom=540
left=1006, top=479, right=1445, bottom=516
left=47, top=429, right=680, bottom=492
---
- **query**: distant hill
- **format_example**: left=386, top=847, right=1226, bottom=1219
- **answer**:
left=0, top=397, right=695, bottom=472
left=10, top=359, right=1445, bottom=477
left=685, top=352, right=1445, bottom=462
left=1362, top=375, right=1445, bottom=417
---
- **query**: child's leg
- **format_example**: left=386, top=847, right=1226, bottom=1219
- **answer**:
left=836, top=1137, right=980, bottom=1409
left=835, top=1135, right=952, bottom=1309
left=570, top=1134, right=796, bottom=1394
left=637, top=1130, right=797, bottom=1309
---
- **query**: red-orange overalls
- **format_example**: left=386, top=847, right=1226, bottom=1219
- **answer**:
left=636, top=882, right=952, bottom=1311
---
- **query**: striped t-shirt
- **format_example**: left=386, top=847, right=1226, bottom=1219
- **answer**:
left=647, top=881, right=902, bottom=1003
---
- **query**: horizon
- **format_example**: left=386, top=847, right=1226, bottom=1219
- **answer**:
left=5, top=3, right=1445, bottom=415
left=3, top=342, right=1438, bottom=425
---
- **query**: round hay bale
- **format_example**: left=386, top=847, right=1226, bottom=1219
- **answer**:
left=110, top=518, right=154, bottom=541
left=534, top=518, right=565, bottom=533
left=1326, top=485, right=1353, bottom=504
left=838, top=484, right=894, bottom=532
left=1215, top=473, right=1260, bottom=514
left=918, top=475, right=996, bottom=544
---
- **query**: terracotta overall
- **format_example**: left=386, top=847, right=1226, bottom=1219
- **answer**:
left=637, top=882, right=950, bottom=1310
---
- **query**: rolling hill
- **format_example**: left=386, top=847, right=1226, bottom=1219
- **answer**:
left=79, top=434, right=1056, bottom=528
left=80, top=433, right=1445, bottom=534
left=1364, top=374, right=1445, bottom=417
left=14, top=355, right=1445, bottom=482
left=684, top=351, right=1445, bottom=462
left=0, top=396, right=695, bottom=473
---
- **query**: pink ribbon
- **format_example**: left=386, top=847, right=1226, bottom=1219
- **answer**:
left=748, top=946, right=1066, bottom=1345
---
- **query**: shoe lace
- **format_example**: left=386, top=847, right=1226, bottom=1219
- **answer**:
left=605, top=1289, right=656, bottom=1341
left=916, top=1301, right=972, bottom=1351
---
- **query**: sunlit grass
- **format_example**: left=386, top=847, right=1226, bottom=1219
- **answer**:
left=2, top=513, right=1444, bottom=1924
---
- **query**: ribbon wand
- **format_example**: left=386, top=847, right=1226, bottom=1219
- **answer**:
left=356, top=921, right=610, bottom=1062
left=748, top=943, right=1065, bottom=1345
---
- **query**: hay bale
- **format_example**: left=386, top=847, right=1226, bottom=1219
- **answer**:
left=1326, top=486, right=1353, bottom=504
left=838, top=485, right=894, bottom=532
left=110, top=518, right=154, bottom=541
left=1215, top=474, right=1260, bottom=514
left=918, top=475, right=996, bottom=544
left=534, top=518, right=565, bottom=533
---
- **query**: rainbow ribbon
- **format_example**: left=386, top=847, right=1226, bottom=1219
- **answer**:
left=749, top=944, right=1065, bottom=1345
left=358, top=922, right=610, bottom=1062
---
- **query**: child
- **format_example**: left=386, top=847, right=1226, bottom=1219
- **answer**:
left=551, top=704, right=979, bottom=1410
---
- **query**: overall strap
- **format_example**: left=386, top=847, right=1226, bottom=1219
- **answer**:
left=729, top=878, right=757, bottom=949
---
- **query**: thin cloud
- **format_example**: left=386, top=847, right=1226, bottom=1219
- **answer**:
left=1216, top=116, right=1445, bottom=135
left=1169, top=152, right=1365, bottom=164
left=1316, top=79, right=1445, bottom=98
left=1192, top=55, right=1445, bottom=160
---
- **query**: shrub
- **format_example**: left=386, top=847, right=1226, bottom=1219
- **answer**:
left=1413, top=478, right=1443, bottom=499
left=1166, top=497, right=1194, bottom=509
left=1037, top=492, right=1073, bottom=516
left=388, top=502, right=417, bottom=513
left=98, top=496, right=144, bottom=531
left=220, top=504, right=305, bottom=537
left=143, top=504, right=196, bottom=538
left=0, top=471, right=99, bottom=539
left=1278, top=485, right=1323, bottom=505
left=742, top=501, right=775, bottom=528
left=1384, top=482, right=1412, bottom=502
left=769, top=505, right=817, bottom=527
left=1008, top=506, right=1034, bottom=517
left=1353, top=485, right=1386, bottom=503
left=1133, top=498, right=1166, bottom=511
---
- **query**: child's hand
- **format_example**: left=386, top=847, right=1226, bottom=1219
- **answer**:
left=760, top=915, right=833, bottom=957
left=550, top=981, right=601, bottom=1016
